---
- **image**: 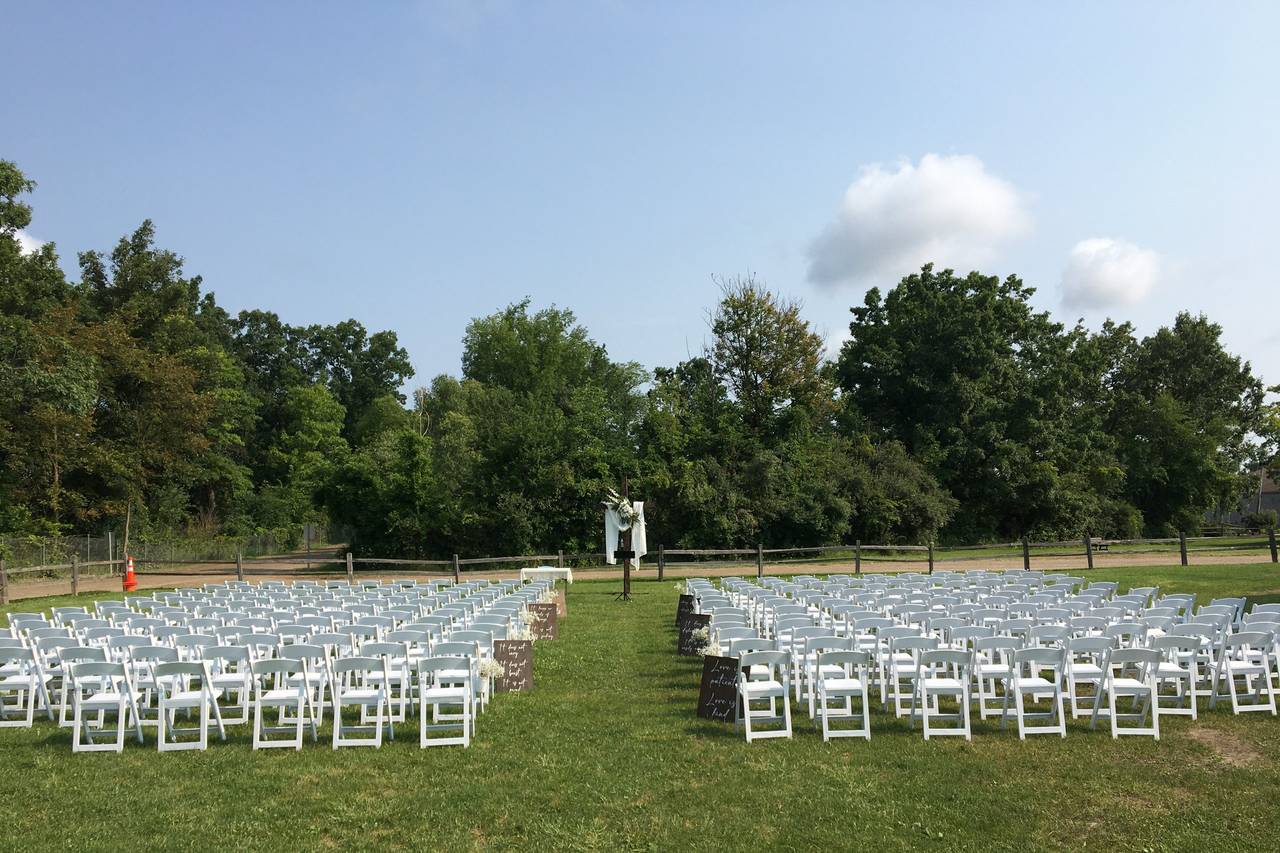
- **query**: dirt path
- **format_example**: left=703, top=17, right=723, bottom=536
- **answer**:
left=4, top=550, right=1276, bottom=604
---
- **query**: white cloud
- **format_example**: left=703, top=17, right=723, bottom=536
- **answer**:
left=806, top=153, right=1031, bottom=287
left=13, top=229, right=44, bottom=254
left=1060, top=237, right=1160, bottom=309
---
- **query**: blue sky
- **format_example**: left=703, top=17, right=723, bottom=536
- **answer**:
left=6, top=2, right=1279, bottom=389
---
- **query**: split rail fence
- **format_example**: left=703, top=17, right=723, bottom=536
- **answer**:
left=2, top=529, right=1276, bottom=605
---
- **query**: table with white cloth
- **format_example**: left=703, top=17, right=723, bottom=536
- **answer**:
left=519, top=566, right=574, bottom=584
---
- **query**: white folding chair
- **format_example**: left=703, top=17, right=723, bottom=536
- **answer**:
left=1002, top=646, right=1067, bottom=739
left=1091, top=647, right=1160, bottom=739
left=154, top=661, right=226, bottom=751
left=736, top=650, right=792, bottom=742
left=70, top=661, right=144, bottom=753
left=911, top=648, right=973, bottom=741
left=0, top=649, right=47, bottom=728
left=1211, top=631, right=1277, bottom=715
left=814, top=649, right=871, bottom=741
left=331, top=656, right=392, bottom=748
left=251, top=658, right=316, bottom=750
left=417, top=655, right=473, bottom=748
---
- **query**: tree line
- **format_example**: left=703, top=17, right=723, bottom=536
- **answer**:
left=2, top=160, right=1276, bottom=557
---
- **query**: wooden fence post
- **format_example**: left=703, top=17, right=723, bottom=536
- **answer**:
left=657, top=544, right=665, bottom=580
left=345, top=552, right=354, bottom=583
left=71, top=553, right=79, bottom=596
left=557, top=549, right=564, bottom=568
left=0, top=558, right=8, bottom=605
left=927, top=542, right=935, bottom=574
left=1179, top=531, right=1188, bottom=566
left=1083, top=535, right=1094, bottom=570
left=453, top=554, right=461, bottom=582
left=107, top=531, right=114, bottom=576
left=235, top=551, right=244, bottom=582
left=855, top=540, right=861, bottom=575
left=1022, top=538, right=1031, bottom=571
left=1269, top=528, right=1277, bottom=564
left=755, top=543, right=764, bottom=579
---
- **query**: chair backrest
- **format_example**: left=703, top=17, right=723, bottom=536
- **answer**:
left=919, top=648, right=973, bottom=671
left=817, top=649, right=872, bottom=671
left=152, top=661, right=211, bottom=693
left=251, top=657, right=305, bottom=678
left=432, top=641, right=478, bottom=659
left=71, top=660, right=127, bottom=683
left=129, top=645, right=178, bottom=665
left=727, top=638, right=776, bottom=656
left=361, top=641, right=407, bottom=662
left=1012, top=645, right=1065, bottom=672
left=331, top=655, right=384, bottom=677
left=1106, top=647, right=1159, bottom=671
left=738, top=650, right=787, bottom=678
left=417, top=655, right=471, bottom=679
left=278, top=643, right=327, bottom=663
left=1066, top=636, right=1114, bottom=660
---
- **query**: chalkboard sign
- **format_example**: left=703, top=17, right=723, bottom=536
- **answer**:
left=697, top=655, right=742, bottom=722
left=675, top=594, right=695, bottom=627
left=529, top=603, right=558, bottom=640
left=677, top=612, right=711, bottom=656
left=494, top=639, right=533, bottom=692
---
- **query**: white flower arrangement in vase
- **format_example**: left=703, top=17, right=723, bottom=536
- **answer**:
left=478, top=658, right=506, bottom=680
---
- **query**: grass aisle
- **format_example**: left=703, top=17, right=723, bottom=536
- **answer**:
left=2, top=567, right=1280, bottom=850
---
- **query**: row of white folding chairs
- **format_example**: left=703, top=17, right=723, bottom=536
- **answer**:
left=6, top=651, right=478, bottom=752
left=731, top=640, right=1232, bottom=743
left=2, top=630, right=496, bottom=731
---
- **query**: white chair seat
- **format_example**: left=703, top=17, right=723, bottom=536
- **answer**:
left=338, top=688, right=382, bottom=703
left=742, top=679, right=785, bottom=697
left=1069, top=664, right=1103, bottom=678
left=923, top=677, right=964, bottom=691
left=1155, top=663, right=1190, bottom=678
left=259, top=688, right=302, bottom=705
left=1110, top=677, right=1149, bottom=692
left=821, top=677, right=865, bottom=693
left=165, top=689, right=221, bottom=707
left=421, top=686, right=469, bottom=702
left=1011, top=676, right=1054, bottom=690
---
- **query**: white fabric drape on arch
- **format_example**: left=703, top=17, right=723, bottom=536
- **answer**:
left=604, top=501, right=646, bottom=565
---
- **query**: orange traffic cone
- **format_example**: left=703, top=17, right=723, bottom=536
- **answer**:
left=123, top=554, right=138, bottom=592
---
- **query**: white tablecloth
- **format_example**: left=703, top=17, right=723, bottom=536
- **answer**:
left=520, top=566, right=573, bottom=584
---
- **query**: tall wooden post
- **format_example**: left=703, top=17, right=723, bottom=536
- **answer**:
left=107, top=531, right=114, bottom=575
left=1270, top=527, right=1278, bottom=564
left=854, top=541, right=861, bottom=575
left=557, top=549, right=564, bottom=568
left=755, top=543, right=764, bottom=579
left=453, top=554, right=461, bottom=583
left=1022, top=538, right=1031, bottom=571
left=0, top=558, right=7, bottom=605
left=927, top=542, right=935, bottom=575
left=621, top=477, right=632, bottom=599
left=1179, top=531, right=1188, bottom=566
left=657, top=543, right=665, bottom=580
left=236, top=551, right=244, bottom=582
left=346, top=551, right=354, bottom=583
left=1084, top=535, right=1094, bottom=570
left=71, top=554, right=79, bottom=596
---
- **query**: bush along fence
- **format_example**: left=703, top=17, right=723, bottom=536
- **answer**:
left=1, top=529, right=1276, bottom=605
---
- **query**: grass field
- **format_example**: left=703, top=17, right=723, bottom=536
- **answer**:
left=3, top=564, right=1280, bottom=851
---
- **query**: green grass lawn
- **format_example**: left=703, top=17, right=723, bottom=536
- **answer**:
left=3, top=564, right=1280, bottom=851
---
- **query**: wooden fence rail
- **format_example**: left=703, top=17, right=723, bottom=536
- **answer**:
left=2, top=528, right=1276, bottom=605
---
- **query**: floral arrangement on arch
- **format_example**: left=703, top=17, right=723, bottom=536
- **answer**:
left=604, top=487, right=639, bottom=528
